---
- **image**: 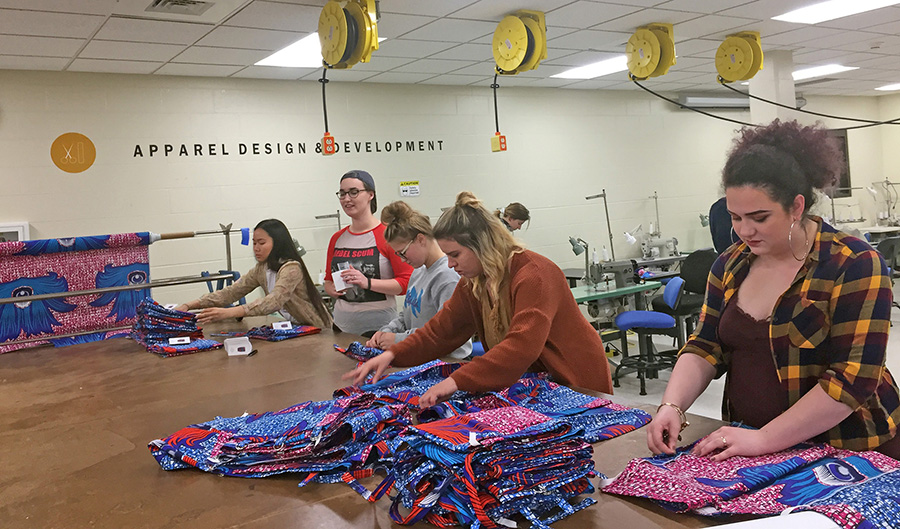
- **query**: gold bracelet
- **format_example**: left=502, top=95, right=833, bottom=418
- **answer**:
left=657, top=402, right=690, bottom=431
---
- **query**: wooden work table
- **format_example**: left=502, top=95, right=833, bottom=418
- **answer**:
left=0, top=317, right=748, bottom=528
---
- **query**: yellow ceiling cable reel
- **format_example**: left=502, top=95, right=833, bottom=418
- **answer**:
left=319, top=0, right=379, bottom=69
left=317, top=0, right=380, bottom=155
left=715, top=31, right=763, bottom=83
left=492, top=10, right=547, bottom=75
left=489, top=10, right=547, bottom=152
left=626, top=23, right=676, bottom=80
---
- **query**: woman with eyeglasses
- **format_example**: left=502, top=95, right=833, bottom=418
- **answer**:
left=175, top=219, right=331, bottom=328
left=344, top=191, right=613, bottom=407
left=365, top=200, right=471, bottom=359
left=324, top=170, right=413, bottom=336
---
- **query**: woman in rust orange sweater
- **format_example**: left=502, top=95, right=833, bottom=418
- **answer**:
left=344, top=191, right=612, bottom=407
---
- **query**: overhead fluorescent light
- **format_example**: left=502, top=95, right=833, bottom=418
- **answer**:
left=551, top=55, right=628, bottom=80
left=256, top=34, right=323, bottom=68
left=773, top=0, right=900, bottom=24
left=792, top=64, right=857, bottom=81
left=257, top=34, right=387, bottom=68
left=876, top=83, right=900, bottom=91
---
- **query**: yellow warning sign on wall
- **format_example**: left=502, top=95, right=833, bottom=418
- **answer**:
left=51, top=132, right=96, bottom=173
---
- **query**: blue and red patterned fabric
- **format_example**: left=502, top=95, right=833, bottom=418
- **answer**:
left=149, top=392, right=412, bottom=488
left=0, top=232, right=151, bottom=353
left=131, top=298, right=222, bottom=358
left=212, top=325, right=321, bottom=341
left=384, top=406, right=598, bottom=529
left=334, top=341, right=386, bottom=362
left=151, top=357, right=653, bottom=527
left=600, top=430, right=900, bottom=528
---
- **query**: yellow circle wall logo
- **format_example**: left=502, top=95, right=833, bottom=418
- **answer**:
left=51, top=132, right=96, bottom=173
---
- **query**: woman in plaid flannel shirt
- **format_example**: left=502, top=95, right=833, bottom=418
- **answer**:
left=648, top=120, right=900, bottom=460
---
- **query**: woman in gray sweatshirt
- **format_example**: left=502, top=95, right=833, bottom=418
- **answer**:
left=367, top=201, right=471, bottom=359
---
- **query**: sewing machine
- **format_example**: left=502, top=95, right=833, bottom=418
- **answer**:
left=600, top=260, right=636, bottom=289
left=641, top=236, right=679, bottom=260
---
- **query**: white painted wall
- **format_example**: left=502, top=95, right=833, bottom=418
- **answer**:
left=0, top=69, right=892, bottom=305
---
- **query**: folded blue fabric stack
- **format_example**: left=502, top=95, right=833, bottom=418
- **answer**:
left=148, top=392, right=412, bottom=487
left=382, top=406, right=597, bottom=529
left=130, top=298, right=222, bottom=357
left=151, top=360, right=653, bottom=528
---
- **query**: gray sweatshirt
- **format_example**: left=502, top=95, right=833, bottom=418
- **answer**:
left=380, top=255, right=472, bottom=358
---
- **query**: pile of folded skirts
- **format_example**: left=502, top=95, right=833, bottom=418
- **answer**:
left=150, top=360, right=652, bottom=529
left=130, top=298, right=222, bottom=357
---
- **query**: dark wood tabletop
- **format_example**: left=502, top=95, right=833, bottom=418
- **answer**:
left=0, top=317, right=748, bottom=528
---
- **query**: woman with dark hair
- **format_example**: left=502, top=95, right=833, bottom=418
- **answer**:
left=324, top=170, right=414, bottom=336
left=647, top=120, right=900, bottom=460
left=495, top=202, right=530, bottom=231
left=344, top=191, right=612, bottom=407
left=175, top=219, right=331, bottom=328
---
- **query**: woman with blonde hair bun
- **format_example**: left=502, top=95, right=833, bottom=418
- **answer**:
left=366, top=201, right=471, bottom=359
left=345, top=191, right=612, bottom=407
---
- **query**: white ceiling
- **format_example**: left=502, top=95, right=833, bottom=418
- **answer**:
left=3, top=0, right=900, bottom=96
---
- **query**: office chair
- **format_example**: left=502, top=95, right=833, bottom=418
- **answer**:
left=650, top=248, right=718, bottom=347
left=613, top=276, right=685, bottom=395
left=875, top=236, right=900, bottom=312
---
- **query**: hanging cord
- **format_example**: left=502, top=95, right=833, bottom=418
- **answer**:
left=319, top=66, right=330, bottom=133
left=629, top=75, right=758, bottom=127
left=718, top=79, right=900, bottom=130
left=491, top=72, right=501, bottom=133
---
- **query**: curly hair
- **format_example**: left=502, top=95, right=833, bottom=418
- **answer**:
left=722, top=119, right=844, bottom=212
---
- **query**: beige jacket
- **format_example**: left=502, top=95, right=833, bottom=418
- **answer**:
left=189, top=261, right=331, bottom=328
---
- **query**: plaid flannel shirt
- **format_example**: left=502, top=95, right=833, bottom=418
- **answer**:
left=682, top=217, right=900, bottom=451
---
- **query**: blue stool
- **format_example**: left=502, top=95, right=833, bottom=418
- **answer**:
left=613, top=276, right=684, bottom=395
left=470, top=340, right=485, bottom=357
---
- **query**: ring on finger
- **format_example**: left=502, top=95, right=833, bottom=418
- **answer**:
left=721, top=436, right=728, bottom=448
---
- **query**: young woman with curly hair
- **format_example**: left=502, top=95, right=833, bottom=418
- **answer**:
left=344, top=191, right=612, bottom=407
left=647, top=120, right=900, bottom=460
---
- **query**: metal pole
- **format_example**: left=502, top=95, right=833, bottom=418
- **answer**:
left=219, top=223, right=233, bottom=271
left=585, top=190, right=616, bottom=260
left=315, top=210, right=342, bottom=231
left=0, top=273, right=237, bottom=305
left=602, top=189, right=615, bottom=260
left=2, top=325, right=133, bottom=346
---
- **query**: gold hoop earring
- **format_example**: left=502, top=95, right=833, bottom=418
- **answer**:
left=788, top=219, right=809, bottom=262
left=731, top=227, right=739, bottom=244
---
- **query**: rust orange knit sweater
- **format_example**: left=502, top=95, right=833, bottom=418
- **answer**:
left=389, top=250, right=613, bottom=394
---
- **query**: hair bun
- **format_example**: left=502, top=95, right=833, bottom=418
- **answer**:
left=380, top=200, right=414, bottom=225
left=455, top=191, right=482, bottom=209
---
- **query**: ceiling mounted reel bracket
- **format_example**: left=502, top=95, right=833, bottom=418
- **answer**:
left=626, top=23, right=676, bottom=80
left=319, top=0, right=380, bottom=69
left=716, top=31, right=763, bottom=83
left=492, top=10, right=547, bottom=75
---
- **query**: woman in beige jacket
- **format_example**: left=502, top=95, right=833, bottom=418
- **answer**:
left=175, top=219, right=331, bottom=328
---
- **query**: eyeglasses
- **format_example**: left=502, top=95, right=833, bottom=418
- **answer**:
left=395, top=238, right=415, bottom=262
left=336, top=188, right=366, bottom=199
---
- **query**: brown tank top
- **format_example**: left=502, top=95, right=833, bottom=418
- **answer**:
left=719, top=297, right=789, bottom=429
left=719, top=295, right=900, bottom=458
